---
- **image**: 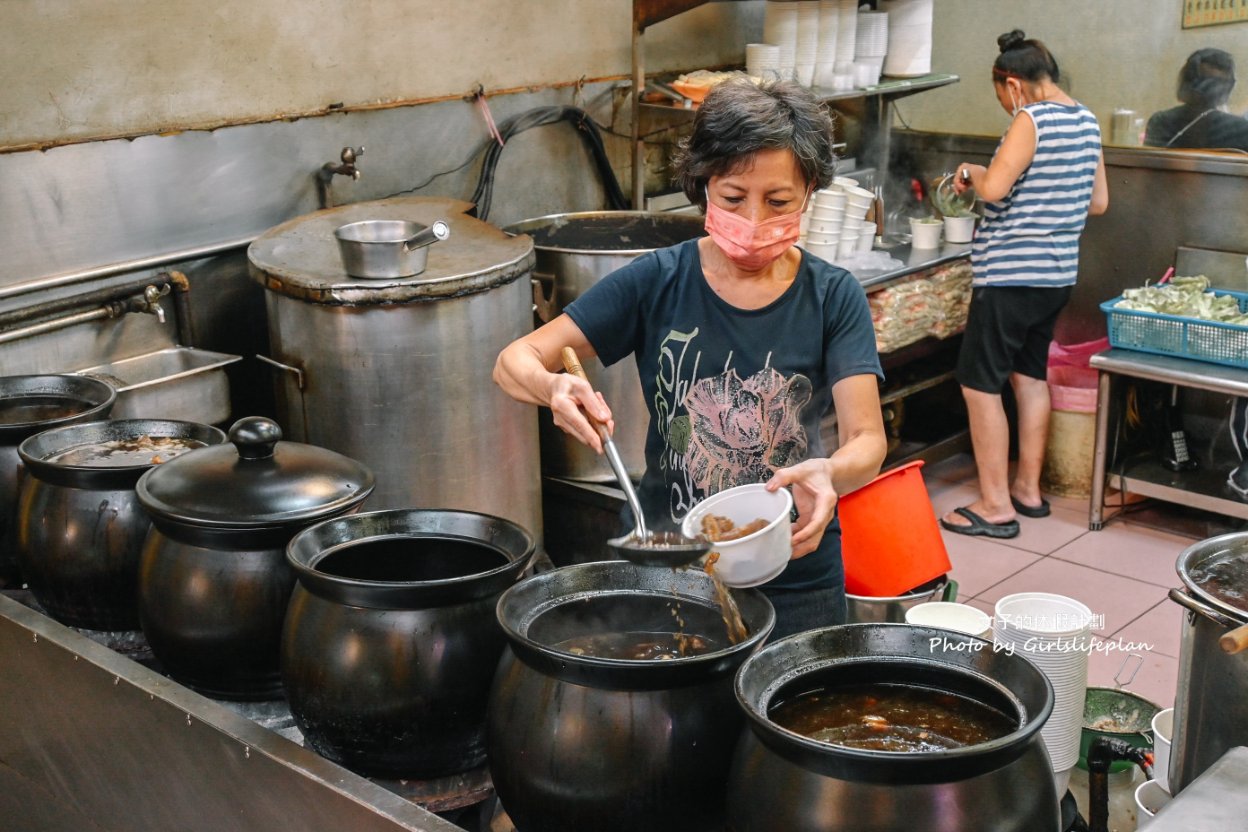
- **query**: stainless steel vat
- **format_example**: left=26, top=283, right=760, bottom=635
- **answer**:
left=1168, top=532, right=1248, bottom=793
left=249, top=197, right=541, bottom=540
left=845, top=576, right=955, bottom=624
left=503, top=211, right=706, bottom=482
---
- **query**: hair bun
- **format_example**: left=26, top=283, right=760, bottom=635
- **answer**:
left=998, top=29, right=1026, bottom=53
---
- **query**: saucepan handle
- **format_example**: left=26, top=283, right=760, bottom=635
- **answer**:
left=403, top=220, right=450, bottom=252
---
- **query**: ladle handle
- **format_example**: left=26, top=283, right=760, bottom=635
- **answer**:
left=1221, top=622, right=1248, bottom=655
left=560, top=347, right=610, bottom=443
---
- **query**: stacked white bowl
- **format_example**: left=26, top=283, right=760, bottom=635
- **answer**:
left=836, top=0, right=857, bottom=71
left=763, top=1, right=800, bottom=81
left=746, top=43, right=782, bottom=81
left=801, top=183, right=873, bottom=263
left=794, top=1, right=820, bottom=87
left=813, top=0, right=840, bottom=88
left=853, top=10, right=888, bottom=87
left=993, top=592, right=1093, bottom=788
left=880, top=0, right=933, bottom=77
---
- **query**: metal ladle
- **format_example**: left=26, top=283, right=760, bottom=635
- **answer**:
left=560, top=347, right=710, bottom=568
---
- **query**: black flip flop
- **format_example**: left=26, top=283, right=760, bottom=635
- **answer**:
left=1010, top=496, right=1051, bottom=518
left=940, top=507, right=1020, bottom=539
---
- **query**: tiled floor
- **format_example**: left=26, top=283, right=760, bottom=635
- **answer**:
left=922, top=453, right=1197, bottom=710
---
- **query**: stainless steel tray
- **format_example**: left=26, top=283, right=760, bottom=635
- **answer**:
left=75, top=346, right=242, bottom=424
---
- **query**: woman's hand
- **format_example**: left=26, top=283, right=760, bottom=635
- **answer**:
left=548, top=374, right=614, bottom=455
left=954, top=164, right=985, bottom=194
left=766, top=458, right=838, bottom=560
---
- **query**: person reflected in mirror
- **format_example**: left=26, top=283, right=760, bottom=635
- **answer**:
left=494, top=80, right=887, bottom=638
left=943, top=30, right=1108, bottom=539
left=1144, top=48, right=1248, bottom=152
left=1230, top=398, right=1248, bottom=499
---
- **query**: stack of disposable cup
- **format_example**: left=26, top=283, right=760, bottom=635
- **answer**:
left=794, top=1, right=820, bottom=87
left=814, top=0, right=840, bottom=88
left=746, top=43, right=782, bottom=81
left=838, top=185, right=873, bottom=261
left=801, top=186, right=847, bottom=261
left=993, top=592, right=1093, bottom=784
left=880, top=0, right=932, bottom=77
left=853, top=10, right=888, bottom=87
left=764, top=1, right=800, bottom=81
left=836, top=0, right=857, bottom=70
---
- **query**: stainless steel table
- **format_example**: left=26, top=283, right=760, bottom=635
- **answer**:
left=1147, top=747, right=1248, bottom=830
left=1088, top=349, right=1248, bottom=529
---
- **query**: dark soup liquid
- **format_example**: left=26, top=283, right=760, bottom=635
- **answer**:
left=48, top=435, right=206, bottom=467
left=769, top=683, right=1017, bottom=752
left=1191, top=550, right=1248, bottom=613
left=315, top=536, right=509, bottom=582
left=554, top=631, right=720, bottom=660
left=0, top=396, right=92, bottom=426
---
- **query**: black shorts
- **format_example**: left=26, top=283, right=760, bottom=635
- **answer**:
left=955, top=285, right=1073, bottom=394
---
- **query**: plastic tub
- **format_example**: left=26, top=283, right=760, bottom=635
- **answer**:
left=838, top=461, right=952, bottom=597
left=682, top=484, right=793, bottom=588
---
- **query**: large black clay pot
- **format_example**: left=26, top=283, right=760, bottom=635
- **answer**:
left=0, top=375, right=116, bottom=583
left=16, top=419, right=225, bottom=630
left=728, top=623, right=1059, bottom=832
left=487, top=561, right=775, bottom=832
left=136, top=416, right=374, bottom=700
left=282, top=509, right=535, bottom=778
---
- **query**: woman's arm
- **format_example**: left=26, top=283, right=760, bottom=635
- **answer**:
left=956, top=111, right=1038, bottom=203
left=765, top=373, right=887, bottom=558
left=1088, top=152, right=1109, bottom=215
left=493, top=313, right=614, bottom=454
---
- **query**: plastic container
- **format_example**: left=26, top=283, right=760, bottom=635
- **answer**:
left=682, top=483, right=793, bottom=588
left=910, top=218, right=942, bottom=249
left=838, top=461, right=952, bottom=597
left=1153, top=707, right=1174, bottom=794
left=1101, top=289, right=1248, bottom=370
left=942, top=215, right=976, bottom=243
left=1135, top=779, right=1171, bottom=827
left=1042, top=340, right=1103, bottom=498
left=905, top=601, right=991, bottom=637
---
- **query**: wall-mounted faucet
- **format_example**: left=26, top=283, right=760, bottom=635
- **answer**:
left=316, top=146, right=364, bottom=209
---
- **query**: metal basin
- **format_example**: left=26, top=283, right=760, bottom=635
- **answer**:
left=75, top=347, right=241, bottom=425
left=845, top=576, right=954, bottom=624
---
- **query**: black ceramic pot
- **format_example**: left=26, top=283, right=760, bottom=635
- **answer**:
left=487, top=561, right=775, bottom=832
left=16, top=419, right=226, bottom=630
left=728, top=623, right=1059, bottom=832
left=0, top=375, right=116, bottom=583
left=282, top=508, right=535, bottom=778
left=135, top=416, right=374, bottom=700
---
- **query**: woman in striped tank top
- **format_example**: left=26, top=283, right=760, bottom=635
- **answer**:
left=940, top=30, right=1109, bottom=539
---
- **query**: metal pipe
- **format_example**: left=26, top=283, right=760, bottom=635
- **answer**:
left=631, top=23, right=645, bottom=210
left=0, top=236, right=254, bottom=302
left=0, top=308, right=113, bottom=346
left=166, top=271, right=196, bottom=347
left=0, top=275, right=171, bottom=330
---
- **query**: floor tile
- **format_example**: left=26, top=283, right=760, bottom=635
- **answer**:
left=1001, top=506, right=1091, bottom=557
left=941, top=532, right=1041, bottom=600
left=1110, top=599, right=1185, bottom=659
left=1050, top=523, right=1191, bottom=588
left=973, top=558, right=1167, bottom=637
left=1088, top=646, right=1177, bottom=711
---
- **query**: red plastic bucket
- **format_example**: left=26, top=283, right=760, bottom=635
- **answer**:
left=838, top=461, right=952, bottom=597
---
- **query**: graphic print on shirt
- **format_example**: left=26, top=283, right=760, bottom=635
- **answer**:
left=654, top=327, right=812, bottom=522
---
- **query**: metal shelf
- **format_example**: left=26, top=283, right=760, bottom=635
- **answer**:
left=1104, top=455, right=1248, bottom=527
left=639, top=73, right=961, bottom=114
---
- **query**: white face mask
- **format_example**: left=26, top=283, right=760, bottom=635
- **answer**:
left=1009, top=86, right=1022, bottom=117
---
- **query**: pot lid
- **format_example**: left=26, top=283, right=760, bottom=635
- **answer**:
left=247, top=196, right=534, bottom=306
left=136, top=416, right=375, bottom=529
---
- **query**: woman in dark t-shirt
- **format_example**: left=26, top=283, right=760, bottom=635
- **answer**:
left=1144, top=48, right=1248, bottom=151
left=494, top=80, right=887, bottom=638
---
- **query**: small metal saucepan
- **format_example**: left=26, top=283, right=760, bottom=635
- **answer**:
left=334, top=219, right=451, bottom=279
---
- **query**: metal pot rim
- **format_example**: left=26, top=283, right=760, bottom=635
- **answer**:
left=1176, top=531, right=1248, bottom=623
left=0, top=374, right=117, bottom=441
left=502, top=210, right=706, bottom=256
left=734, top=623, right=1055, bottom=784
left=18, top=419, right=227, bottom=487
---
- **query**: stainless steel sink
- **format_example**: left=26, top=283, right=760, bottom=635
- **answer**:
left=75, top=347, right=241, bottom=425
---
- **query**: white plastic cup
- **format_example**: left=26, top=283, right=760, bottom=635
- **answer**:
left=943, top=215, right=976, bottom=244
left=910, top=218, right=942, bottom=249
left=906, top=601, right=992, bottom=638
left=808, top=218, right=843, bottom=236
left=1152, top=708, right=1174, bottom=794
left=1135, top=779, right=1171, bottom=827
left=803, top=241, right=838, bottom=261
left=857, top=226, right=875, bottom=253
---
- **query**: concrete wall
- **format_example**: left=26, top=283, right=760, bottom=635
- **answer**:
left=3, top=0, right=762, bottom=149
left=901, top=0, right=1248, bottom=141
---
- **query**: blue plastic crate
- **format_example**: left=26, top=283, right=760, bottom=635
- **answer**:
left=1101, top=288, right=1248, bottom=370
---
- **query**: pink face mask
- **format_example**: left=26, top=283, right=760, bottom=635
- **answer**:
left=704, top=188, right=808, bottom=271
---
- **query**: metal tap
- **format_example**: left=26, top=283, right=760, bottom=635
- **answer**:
left=316, top=146, right=364, bottom=209
left=141, top=284, right=170, bottom=323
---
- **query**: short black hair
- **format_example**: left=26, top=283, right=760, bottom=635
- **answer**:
left=993, top=29, right=1060, bottom=85
left=1178, top=48, right=1235, bottom=107
left=672, top=79, right=837, bottom=210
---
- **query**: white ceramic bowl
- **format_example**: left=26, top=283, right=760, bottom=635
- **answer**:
left=682, top=483, right=793, bottom=588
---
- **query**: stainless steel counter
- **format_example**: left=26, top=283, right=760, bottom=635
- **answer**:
left=850, top=242, right=972, bottom=291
